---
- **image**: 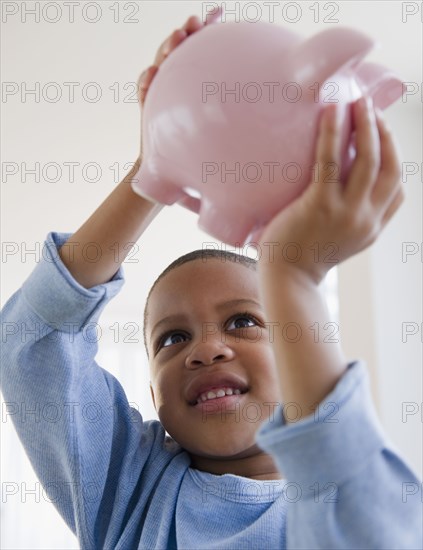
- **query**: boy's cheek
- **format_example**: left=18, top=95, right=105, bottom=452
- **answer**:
left=153, top=382, right=188, bottom=417
left=148, top=378, right=168, bottom=412
left=149, top=383, right=157, bottom=411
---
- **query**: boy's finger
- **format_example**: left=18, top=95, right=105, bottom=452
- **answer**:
left=344, top=97, right=380, bottom=203
left=142, top=15, right=205, bottom=106
left=154, top=29, right=187, bottom=65
left=314, top=104, right=342, bottom=192
left=183, top=15, right=203, bottom=34
left=156, top=14, right=203, bottom=65
left=138, top=65, right=159, bottom=106
left=370, top=109, right=402, bottom=210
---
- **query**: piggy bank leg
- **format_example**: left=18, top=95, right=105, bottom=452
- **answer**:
left=178, top=194, right=201, bottom=214
left=131, top=160, right=187, bottom=205
left=198, top=200, right=254, bottom=247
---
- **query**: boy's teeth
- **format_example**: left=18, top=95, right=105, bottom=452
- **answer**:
left=196, top=387, right=243, bottom=404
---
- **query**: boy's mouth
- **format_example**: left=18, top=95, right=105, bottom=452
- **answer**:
left=191, top=388, right=248, bottom=412
left=186, top=372, right=249, bottom=407
left=193, top=386, right=247, bottom=406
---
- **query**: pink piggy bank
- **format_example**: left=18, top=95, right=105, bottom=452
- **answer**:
left=132, top=20, right=404, bottom=246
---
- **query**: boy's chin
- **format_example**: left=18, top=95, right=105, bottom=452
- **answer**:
left=186, top=438, right=261, bottom=462
left=164, top=417, right=264, bottom=459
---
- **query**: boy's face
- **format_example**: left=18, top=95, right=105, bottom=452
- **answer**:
left=146, top=258, right=281, bottom=461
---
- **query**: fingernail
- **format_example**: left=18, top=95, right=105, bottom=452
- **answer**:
left=366, top=95, right=373, bottom=111
left=375, top=107, right=384, bottom=120
left=358, top=96, right=372, bottom=112
left=375, top=107, right=390, bottom=130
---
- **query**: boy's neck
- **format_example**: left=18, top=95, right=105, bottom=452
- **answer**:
left=189, top=449, right=283, bottom=480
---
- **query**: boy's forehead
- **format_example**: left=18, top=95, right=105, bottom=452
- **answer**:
left=148, top=258, right=259, bottom=320
left=157, top=257, right=255, bottom=291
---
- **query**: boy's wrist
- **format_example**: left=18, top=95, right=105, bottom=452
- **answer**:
left=257, top=245, right=333, bottom=287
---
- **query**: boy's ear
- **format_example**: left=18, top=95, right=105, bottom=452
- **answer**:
left=149, top=383, right=157, bottom=411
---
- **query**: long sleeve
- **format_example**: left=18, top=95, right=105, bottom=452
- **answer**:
left=256, top=360, right=423, bottom=550
left=0, top=232, right=181, bottom=549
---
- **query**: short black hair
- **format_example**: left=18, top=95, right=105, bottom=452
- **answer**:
left=143, top=249, right=257, bottom=357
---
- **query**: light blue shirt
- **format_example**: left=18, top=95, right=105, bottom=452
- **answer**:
left=1, top=232, right=421, bottom=549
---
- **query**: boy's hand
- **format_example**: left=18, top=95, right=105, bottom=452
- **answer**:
left=136, top=11, right=221, bottom=159
left=139, top=8, right=222, bottom=104
left=257, top=97, right=404, bottom=285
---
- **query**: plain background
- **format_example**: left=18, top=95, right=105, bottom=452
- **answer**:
left=1, top=1, right=422, bottom=548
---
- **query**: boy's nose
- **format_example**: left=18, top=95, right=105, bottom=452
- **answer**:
left=185, top=339, right=235, bottom=369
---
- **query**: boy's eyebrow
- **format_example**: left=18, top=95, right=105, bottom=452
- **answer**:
left=150, top=298, right=262, bottom=338
left=216, top=298, right=262, bottom=310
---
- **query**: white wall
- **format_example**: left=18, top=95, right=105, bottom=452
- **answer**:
left=1, top=1, right=422, bottom=548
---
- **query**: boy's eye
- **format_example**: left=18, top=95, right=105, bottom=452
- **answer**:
left=156, top=313, right=261, bottom=352
left=226, top=313, right=259, bottom=330
left=160, top=331, right=190, bottom=349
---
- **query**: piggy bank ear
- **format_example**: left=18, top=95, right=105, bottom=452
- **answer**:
left=354, top=62, right=406, bottom=109
left=289, top=27, right=374, bottom=87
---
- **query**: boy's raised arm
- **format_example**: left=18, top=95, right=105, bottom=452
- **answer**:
left=255, top=100, right=423, bottom=549
left=58, top=157, right=162, bottom=289
left=58, top=14, right=210, bottom=289
left=257, top=98, right=404, bottom=419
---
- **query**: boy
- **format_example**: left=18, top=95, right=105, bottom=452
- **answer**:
left=1, top=14, right=422, bottom=549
